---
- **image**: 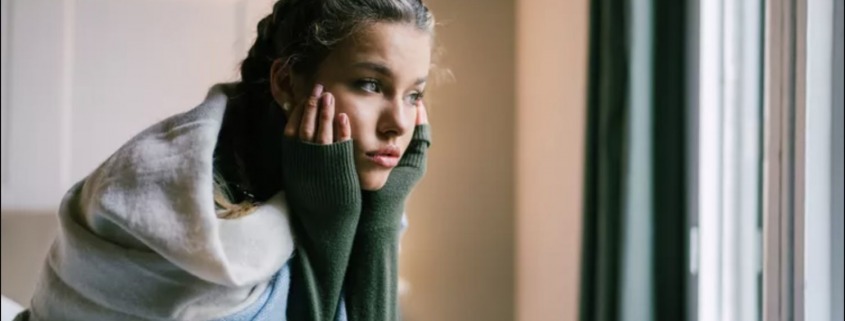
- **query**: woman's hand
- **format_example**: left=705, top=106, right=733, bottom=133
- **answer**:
left=279, top=82, right=361, bottom=227
left=343, top=103, right=431, bottom=320
left=283, top=84, right=351, bottom=144
left=415, top=101, right=429, bottom=126
left=280, top=83, right=362, bottom=320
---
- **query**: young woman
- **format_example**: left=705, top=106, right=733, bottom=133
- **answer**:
left=17, top=0, right=434, bottom=320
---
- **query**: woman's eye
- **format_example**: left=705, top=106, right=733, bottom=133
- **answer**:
left=407, top=92, right=424, bottom=105
left=356, top=79, right=381, bottom=93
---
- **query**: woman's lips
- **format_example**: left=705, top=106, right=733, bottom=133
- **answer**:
left=367, top=154, right=400, bottom=168
left=366, top=146, right=401, bottom=168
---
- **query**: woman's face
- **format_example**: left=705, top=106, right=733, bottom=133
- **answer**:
left=290, top=22, right=432, bottom=190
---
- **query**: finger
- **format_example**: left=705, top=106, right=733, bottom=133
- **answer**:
left=336, top=113, right=352, bottom=142
left=299, top=84, right=323, bottom=141
left=316, top=93, right=334, bottom=144
left=284, top=100, right=304, bottom=138
left=416, top=102, right=429, bottom=125
left=333, top=112, right=340, bottom=142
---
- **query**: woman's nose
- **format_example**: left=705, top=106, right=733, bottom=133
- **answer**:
left=378, top=97, right=413, bottom=138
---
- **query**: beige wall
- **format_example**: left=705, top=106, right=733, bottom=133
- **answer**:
left=515, top=1, right=588, bottom=321
left=401, top=0, right=588, bottom=320
left=1, top=212, right=58, bottom=305
left=400, top=0, right=517, bottom=320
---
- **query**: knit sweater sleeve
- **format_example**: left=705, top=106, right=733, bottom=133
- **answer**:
left=280, top=138, right=362, bottom=321
left=343, top=125, right=431, bottom=321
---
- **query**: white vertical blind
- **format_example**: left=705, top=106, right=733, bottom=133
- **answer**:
left=698, top=0, right=763, bottom=320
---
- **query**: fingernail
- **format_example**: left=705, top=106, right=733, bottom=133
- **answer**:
left=327, top=93, right=334, bottom=106
left=311, top=84, right=323, bottom=97
left=341, top=113, right=348, bottom=125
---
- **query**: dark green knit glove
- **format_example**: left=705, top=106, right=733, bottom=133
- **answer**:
left=281, top=137, right=361, bottom=321
left=343, top=124, right=431, bottom=321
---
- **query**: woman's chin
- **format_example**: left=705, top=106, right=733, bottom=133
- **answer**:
left=359, top=172, right=390, bottom=191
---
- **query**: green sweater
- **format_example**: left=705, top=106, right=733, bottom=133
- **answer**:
left=281, top=125, right=431, bottom=321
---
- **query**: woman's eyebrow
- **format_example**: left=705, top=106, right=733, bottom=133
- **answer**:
left=353, top=62, right=393, bottom=77
left=352, top=62, right=427, bottom=85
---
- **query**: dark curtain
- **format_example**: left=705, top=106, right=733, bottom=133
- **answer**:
left=650, top=0, right=689, bottom=320
left=580, top=0, right=690, bottom=320
left=579, top=0, right=629, bottom=320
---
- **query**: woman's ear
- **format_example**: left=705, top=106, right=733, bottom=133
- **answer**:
left=270, top=59, right=294, bottom=115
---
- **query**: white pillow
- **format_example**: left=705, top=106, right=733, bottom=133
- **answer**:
left=1, top=295, right=23, bottom=321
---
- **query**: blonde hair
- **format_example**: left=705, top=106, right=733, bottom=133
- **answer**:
left=213, top=172, right=259, bottom=219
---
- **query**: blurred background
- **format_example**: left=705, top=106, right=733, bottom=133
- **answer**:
left=0, top=0, right=842, bottom=321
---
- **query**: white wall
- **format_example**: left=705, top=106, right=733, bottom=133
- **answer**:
left=0, top=0, right=275, bottom=212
